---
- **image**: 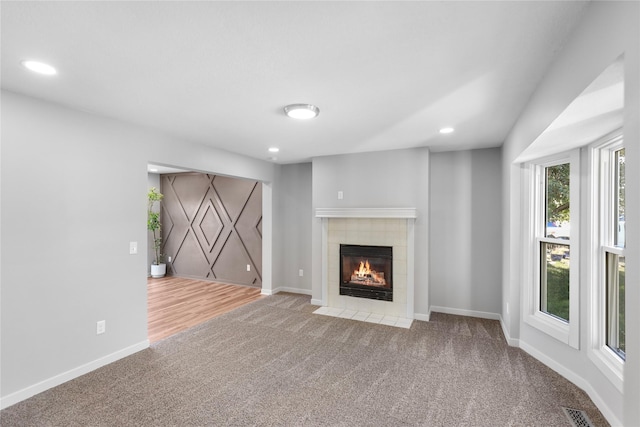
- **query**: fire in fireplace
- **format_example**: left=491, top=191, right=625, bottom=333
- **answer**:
left=340, top=244, right=392, bottom=301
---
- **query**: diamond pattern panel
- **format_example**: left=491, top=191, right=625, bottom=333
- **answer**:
left=197, top=201, right=223, bottom=249
left=161, top=173, right=262, bottom=287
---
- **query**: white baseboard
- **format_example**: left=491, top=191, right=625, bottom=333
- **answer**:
left=271, top=287, right=312, bottom=296
left=499, top=316, right=520, bottom=347
left=519, top=341, right=621, bottom=427
left=0, top=340, right=149, bottom=410
left=260, top=289, right=274, bottom=296
left=310, top=298, right=323, bottom=306
left=429, top=305, right=500, bottom=321
left=413, top=312, right=431, bottom=322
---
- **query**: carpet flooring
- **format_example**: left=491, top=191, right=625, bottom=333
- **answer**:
left=1, top=293, right=609, bottom=426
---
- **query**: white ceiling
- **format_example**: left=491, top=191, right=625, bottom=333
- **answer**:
left=1, top=1, right=589, bottom=164
left=516, top=57, right=624, bottom=163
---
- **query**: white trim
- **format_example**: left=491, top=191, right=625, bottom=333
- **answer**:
left=589, top=346, right=624, bottom=393
left=310, top=298, right=323, bottom=306
left=429, top=306, right=500, bottom=320
left=261, top=182, right=273, bottom=296
left=0, top=340, right=149, bottom=410
left=523, top=150, right=580, bottom=349
left=320, top=218, right=329, bottom=307
left=519, top=340, right=621, bottom=427
left=413, top=312, right=431, bottom=322
left=260, top=289, right=274, bottom=296
left=271, top=287, right=313, bottom=296
left=315, top=207, right=418, bottom=219
left=586, top=132, right=625, bottom=392
left=499, top=316, right=520, bottom=347
left=406, top=219, right=415, bottom=319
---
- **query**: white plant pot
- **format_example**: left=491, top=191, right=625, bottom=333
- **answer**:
left=150, top=263, right=166, bottom=278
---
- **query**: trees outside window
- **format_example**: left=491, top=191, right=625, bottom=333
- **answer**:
left=524, top=150, right=579, bottom=349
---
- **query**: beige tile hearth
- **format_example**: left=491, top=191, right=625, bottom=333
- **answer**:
left=313, top=306, right=413, bottom=329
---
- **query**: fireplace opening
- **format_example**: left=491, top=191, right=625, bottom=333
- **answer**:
left=340, top=244, right=392, bottom=301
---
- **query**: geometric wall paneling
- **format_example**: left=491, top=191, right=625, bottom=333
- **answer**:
left=211, top=230, right=259, bottom=285
left=171, top=229, right=212, bottom=279
left=212, top=175, right=256, bottom=222
left=193, top=197, right=224, bottom=251
left=160, top=172, right=262, bottom=287
left=256, top=217, right=262, bottom=238
left=231, top=181, right=262, bottom=279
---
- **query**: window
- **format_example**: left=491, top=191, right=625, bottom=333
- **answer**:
left=604, top=147, right=625, bottom=359
left=540, top=163, right=571, bottom=322
left=524, top=150, right=579, bottom=348
left=588, top=132, right=624, bottom=392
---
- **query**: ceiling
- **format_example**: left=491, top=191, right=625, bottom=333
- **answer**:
left=1, top=1, right=589, bottom=164
left=516, top=56, right=624, bottom=163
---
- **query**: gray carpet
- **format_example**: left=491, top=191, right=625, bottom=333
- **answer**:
left=1, top=293, right=609, bottom=426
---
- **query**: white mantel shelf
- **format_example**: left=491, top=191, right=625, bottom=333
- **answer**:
left=315, top=207, right=418, bottom=219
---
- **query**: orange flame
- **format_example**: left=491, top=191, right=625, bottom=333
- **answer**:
left=353, top=260, right=386, bottom=285
left=355, top=260, right=371, bottom=277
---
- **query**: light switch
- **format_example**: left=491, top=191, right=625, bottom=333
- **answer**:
left=129, top=241, right=137, bottom=254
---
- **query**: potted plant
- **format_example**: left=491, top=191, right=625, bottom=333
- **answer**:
left=148, top=187, right=166, bottom=278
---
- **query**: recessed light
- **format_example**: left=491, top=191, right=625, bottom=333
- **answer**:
left=439, top=127, right=455, bottom=134
left=21, top=60, right=57, bottom=76
left=268, top=147, right=280, bottom=153
left=149, top=168, right=159, bottom=172
left=284, top=104, right=319, bottom=120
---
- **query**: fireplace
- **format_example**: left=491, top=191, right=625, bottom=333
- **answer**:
left=340, top=244, right=393, bottom=301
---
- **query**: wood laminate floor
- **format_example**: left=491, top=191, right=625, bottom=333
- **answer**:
left=147, top=276, right=264, bottom=343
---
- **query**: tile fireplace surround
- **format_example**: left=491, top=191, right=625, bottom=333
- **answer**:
left=315, top=208, right=416, bottom=328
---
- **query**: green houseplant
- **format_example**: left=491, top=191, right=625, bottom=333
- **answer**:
left=147, top=187, right=166, bottom=278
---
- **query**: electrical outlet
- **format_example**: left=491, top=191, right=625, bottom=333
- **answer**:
left=167, top=256, right=172, bottom=263
left=247, top=264, right=251, bottom=272
left=96, top=320, right=106, bottom=335
left=129, top=241, right=137, bottom=254
left=506, top=302, right=510, bottom=315
left=338, top=191, right=344, bottom=200
left=299, top=269, right=304, bottom=277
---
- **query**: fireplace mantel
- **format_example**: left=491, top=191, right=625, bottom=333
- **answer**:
left=315, top=207, right=417, bottom=219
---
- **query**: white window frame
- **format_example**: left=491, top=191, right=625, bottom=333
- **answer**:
left=523, top=149, right=580, bottom=349
left=587, top=131, right=624, bottom=392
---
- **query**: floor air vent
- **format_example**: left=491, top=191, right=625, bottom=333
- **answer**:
left=562, top=407, right=594, bottom=427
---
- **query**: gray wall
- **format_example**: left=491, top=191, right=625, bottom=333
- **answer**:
left=311, top=148, right=430, bottom=314
left=0, top=91, right=278, bottom=402
left=429, top=148, right=502, bottom=315
left=501, top=2, right=639, bottom=424
left=274, top=163, right=313, bottom=293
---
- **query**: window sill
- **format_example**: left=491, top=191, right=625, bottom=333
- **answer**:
left=588, top=346, right=624, bottom=393
left=525, top=310, right=571, bottom=346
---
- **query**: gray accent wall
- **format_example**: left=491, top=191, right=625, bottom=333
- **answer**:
left=160, top=172, right=263, bottom=286
left=429, top=148, right=502, bottom=315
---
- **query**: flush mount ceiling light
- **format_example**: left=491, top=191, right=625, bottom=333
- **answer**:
left=268, top=147, right=280, bottom=153
left=20, top=60, right=57, bottom=76
left=284, top=104, right=319, bottom=120
left=439, top=127, right=455, bottom=134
